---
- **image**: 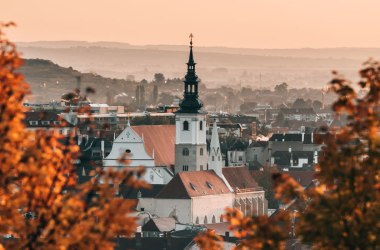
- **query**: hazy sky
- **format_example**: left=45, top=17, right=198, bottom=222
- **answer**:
left=2, top=0, right=380, bottom=48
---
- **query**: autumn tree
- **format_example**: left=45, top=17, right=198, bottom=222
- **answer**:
left=0, top=23, right=147, bottom=250
left=197, top=60, right=380, bottom=249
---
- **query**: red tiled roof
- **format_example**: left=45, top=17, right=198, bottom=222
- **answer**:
left=222, top=166, right=259, bottom=191
left=132, top=125, right=175, bottom=167
left=156, top=170, right=230, bottom=199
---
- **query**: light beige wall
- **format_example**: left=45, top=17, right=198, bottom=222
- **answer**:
left=138, top=198, right=191, bottom=224
left=192, top=193, right=234, bottom=224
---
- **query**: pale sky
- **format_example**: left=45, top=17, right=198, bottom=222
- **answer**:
left=2, top=0, right=380, bottom=48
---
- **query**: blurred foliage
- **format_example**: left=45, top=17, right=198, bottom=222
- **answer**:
left=0, top=23, right=148, bottom=250
left=197, top=59, right=380, bottom=249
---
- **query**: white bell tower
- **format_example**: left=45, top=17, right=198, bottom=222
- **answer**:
left=175, top=34, right=208, bottom=173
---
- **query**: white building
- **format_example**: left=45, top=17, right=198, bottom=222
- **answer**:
left=103, top=122, right=172, bottom=184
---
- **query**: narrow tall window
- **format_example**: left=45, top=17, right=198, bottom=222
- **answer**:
left=199, top=121, right=203, bottom=130
left=183, top=148, right=189, bottom=156
left=183, top=121, right=189, bottom=131
left=200, top=148, right=204, bottom=156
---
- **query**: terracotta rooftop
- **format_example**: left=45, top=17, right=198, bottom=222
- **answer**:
left=222, top=166, right=260, bottom=191
left=132, top=125, right=175, bottom=167
left=156, top=170, right=230, bottom=199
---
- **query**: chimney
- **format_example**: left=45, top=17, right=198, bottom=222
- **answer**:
left=251, top=122, right=257, bottom=137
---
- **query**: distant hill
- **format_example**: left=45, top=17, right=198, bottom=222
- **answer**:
left=17, top=41, right=380, bottom=59
left=20, top=59, right=138, bottom=103
left=16, top=41, right=372, bottom=90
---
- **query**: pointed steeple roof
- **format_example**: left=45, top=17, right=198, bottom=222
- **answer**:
left=208, top=120, right=234, bottom=192
left=187, top=33, right=195, bottom=65
left=210, top=120, right=221, bottom=155
left=177, top=33, right=203, bottom=114
left=209, top=121, right=222, bottom=169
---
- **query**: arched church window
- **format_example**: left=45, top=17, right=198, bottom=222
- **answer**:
left=183, top=121, right=189, bottom=131
left=183, top=148, right=189, bottom=156
left=204, top=216, right=208, bottom=224
left=212, top=215, right=216, bottom=223
left=195, top=217, right=199, bottom=224
left=199, top=121, right=203, bottom=130
left=220, top=214, right=224, bottom=222
left=200, top=148, right=204, bottom=156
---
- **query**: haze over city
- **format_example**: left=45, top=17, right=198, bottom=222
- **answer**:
left=1, top=1, right=380, bottom=249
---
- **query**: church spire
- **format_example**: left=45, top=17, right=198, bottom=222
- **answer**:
left=177, top=33, right=203, bottom=113
left=188, top=33, right=195, bottom=65
left=208, top=120, right=233, bottom=192
left=208, top=120, right=223, bottom=176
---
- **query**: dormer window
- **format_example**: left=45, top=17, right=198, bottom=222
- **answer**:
left=183, top=121, right=189, bottom=131
left=190, top=183, right=197, bottom=191
left=206, top=182, right=213, bottom=190
left=41, top=121, right=50, bottom=125
left=29, top=121, right=38, bottom=125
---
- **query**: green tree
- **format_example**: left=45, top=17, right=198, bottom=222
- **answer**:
left=154, top=73, right=165, bottom=84
left=274, top=82, right=288, bottom=94
left=152, top=84, right=158, bottom=104
left=312, top=100, right=323, bottom=111
left=292, top=98, right=308, bottom=108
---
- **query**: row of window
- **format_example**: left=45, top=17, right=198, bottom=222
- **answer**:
left=29, top=121, right=61, bottom=125
left=182, top=164, right=205, bottom=171
left=182, top=148, right=204, bottom=156
left=183, top=120, right=203, bottom=131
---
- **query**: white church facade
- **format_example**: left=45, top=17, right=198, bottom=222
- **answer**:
left=103, top=122, right=172, bottom=185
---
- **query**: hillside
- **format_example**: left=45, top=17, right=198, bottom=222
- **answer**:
left=16, top=41, right=370, bottom=90
left=20, top=59, right=138, bottom=103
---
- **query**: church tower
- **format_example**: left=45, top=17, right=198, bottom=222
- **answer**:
left=175, top=34, right=208, bottom=173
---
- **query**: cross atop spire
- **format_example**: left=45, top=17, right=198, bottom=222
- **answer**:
left=188, top=33, right=195, bottom=66
left=189, top=33, right=194, bottom=46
